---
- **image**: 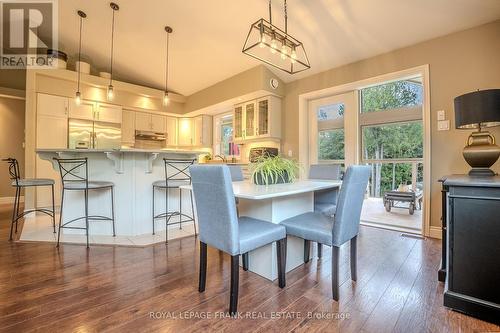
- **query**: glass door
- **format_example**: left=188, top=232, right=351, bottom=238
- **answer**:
left=244, top=102, right=255, bottom=138
left=234, top=105, right=243, bottom=140
left=257, top=98, right=269, bottom=136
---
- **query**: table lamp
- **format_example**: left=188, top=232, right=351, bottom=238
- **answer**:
left=454, top=89, right=500, bottom=176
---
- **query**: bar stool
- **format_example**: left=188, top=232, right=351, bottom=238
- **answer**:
left=54, top=158, right=116, bottom=248
left=152, top=158, right=196, bottom=243
left=2, top=158, right=56, bottom=241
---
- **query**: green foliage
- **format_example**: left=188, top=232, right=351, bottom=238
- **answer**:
left=361, top=81, right=422, bottom=112
left=362, top=122, right=423, bottom=159
left=319, top=129, right=344, bottom=160
left=250, top=156, right=301, bottom=185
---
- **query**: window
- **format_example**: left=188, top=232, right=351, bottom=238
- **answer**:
left=217, top=115, right=240, bottom=157
left=361, top=80, right=422, bottom=113
left=317, top=102, right=345, bottom=161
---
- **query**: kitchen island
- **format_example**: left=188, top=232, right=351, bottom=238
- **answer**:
left=35, top=148, right=206, bottom=241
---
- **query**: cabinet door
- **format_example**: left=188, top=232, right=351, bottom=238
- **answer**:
left=36, top=156, right=61, bottom=208
left=37, top=93, right=68, bottom=118
left=36, top=115, right=68, bottom=149
left=178, top=118, right=193, bottom=146
left=244, top=101, right=256, bottom=138
left=193, top=116, right=203, bottom=146
left=135, top=112, right=152, bottom=131
left=97, top=103, right=122, bottom=124
left=122, top=110, right=135, bottom=144
left=151, top=114, right=166, bottom=133
left=166, top=117, right=178, bottom=146
left=68, top=99, right=95, bottom=120
left=234, top=104, right=243, bottom=140
left=257, top=98, right=270, bottom=136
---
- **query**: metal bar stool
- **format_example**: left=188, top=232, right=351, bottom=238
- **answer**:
left=152, top=158, right=197, bottom=243
left=2, top=158, right=56, bottom=241
left=54, top=158, right=115, bottom=248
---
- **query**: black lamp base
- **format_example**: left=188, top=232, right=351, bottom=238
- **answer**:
left=468, top=168, right=497, bottom=177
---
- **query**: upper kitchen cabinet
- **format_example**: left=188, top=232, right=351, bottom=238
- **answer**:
left=96, top=103, right=122, bottom=123
left=193, top=115, right=213, bottom=147
left=68, top=100, right=122, bottom=124
left=36, top=93, right=68, bottom=149
left=166, top=116, right=178, bottom=146
left=135, top=112, right=166, bottom=133
left=233, top=95, right=281, bottom=142
left=177, top=118, right=193, bottom=146
left=68, top=99, right=94, bottom=120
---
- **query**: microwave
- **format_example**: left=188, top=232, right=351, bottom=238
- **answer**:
left=249, top=147, right=279, bottom=163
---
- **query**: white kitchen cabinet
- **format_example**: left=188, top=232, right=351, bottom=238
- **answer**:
left=122, top=110, right=135, bottom=144
left=151, top=114, right=166, bottom=133
left=166, top=116, right=178, bottom=146
left=177, top=118, right=193, bottom=146
left=193, top=115, right=213, bottom=147
left=233, top=95, right=281, bottom=142
left=68, top=99, right=95, bottom=120
left=96, top=103, right=122, bottom=123
left=37, top=93, right=68, bottom=117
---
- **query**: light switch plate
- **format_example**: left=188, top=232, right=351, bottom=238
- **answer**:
left=437, top=110, right=446, bottom=121
left=438, top=120, right=450, bottom=131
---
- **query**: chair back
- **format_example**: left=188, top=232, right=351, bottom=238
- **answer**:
left=2, top=158, right=20, bottom=186
left=309, top=164, right=342, bottom=180
left=190, top=165, right=240, bottom=255
left=54, top=158, right=89, bottom=189
left=164, top=159, right=195, bottom=186
left=332, top=165, right=370, bottom=246
left=228, top=165, right=244, bottom=181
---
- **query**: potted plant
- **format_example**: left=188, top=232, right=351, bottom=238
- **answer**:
left=250, top=155, right=300, bottom=185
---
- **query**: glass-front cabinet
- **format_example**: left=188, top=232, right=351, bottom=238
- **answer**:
left=233, top=95, right=281, bottom=143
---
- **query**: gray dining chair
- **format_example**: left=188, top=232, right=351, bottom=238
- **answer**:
left=228, top=165, right=244, bottom=182
left=281, top=165, right=370, bottom=301
left=309, top=163, right=342, bottom=258
left=190, top=165, right=287, bottom=315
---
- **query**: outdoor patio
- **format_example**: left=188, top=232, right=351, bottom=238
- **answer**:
left=360, top=197, right=422, bottom=233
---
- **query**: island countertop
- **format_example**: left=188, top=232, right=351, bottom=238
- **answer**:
left=36, top=148, right=207, bottom=154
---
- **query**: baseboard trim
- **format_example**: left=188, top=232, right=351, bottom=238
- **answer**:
left=429, top=226, right=442, bottom=239
left=0, top=196, right=25, bottom=204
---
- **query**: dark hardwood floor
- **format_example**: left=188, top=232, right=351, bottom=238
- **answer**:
left=0, top=203, right=499, bottom=333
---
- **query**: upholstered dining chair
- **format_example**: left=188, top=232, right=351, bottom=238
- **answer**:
left=309, top=163, right=342, bottom=258
left=190, top=165, right=287, bottom=315
left=281, top=165, right=370, bottom=301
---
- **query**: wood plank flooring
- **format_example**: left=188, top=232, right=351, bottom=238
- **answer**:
left=0, top=204, right=499, bottom=332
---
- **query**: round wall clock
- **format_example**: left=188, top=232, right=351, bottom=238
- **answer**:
left=270, top=78, right=279, bottom=90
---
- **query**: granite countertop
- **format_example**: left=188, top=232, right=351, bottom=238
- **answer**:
left=36, top=148, right=207, bottom=154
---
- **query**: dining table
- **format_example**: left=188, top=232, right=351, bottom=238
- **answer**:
left=182, top=179, right=342, bottom=281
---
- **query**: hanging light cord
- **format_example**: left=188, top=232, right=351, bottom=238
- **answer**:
left=77, top=15, right=83, bottom=92
left=165, top=31, right=170, bottom=93
left=109, top=8, right=116, bottom=86
left=284, top=0, right=288, bottom=35
left=268, top=0, right=272, bottom=25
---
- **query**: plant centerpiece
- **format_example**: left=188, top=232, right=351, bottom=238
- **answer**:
left=250, top=155, right=300, bottom=185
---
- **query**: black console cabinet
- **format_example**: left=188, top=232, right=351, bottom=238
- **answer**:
left=441, top=175, right=500, bottom=325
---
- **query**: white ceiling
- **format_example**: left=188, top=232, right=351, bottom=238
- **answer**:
left=57, top=0, right=500, bottom=96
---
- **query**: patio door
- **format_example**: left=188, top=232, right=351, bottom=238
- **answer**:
left=308, top=91, right=358, bottom=172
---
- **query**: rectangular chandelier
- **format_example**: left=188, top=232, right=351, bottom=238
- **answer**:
left=242, top=1, right=310, bottom=75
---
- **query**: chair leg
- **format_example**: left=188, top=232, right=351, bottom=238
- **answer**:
left=179, top=188, right=183, bottom=230
left=350, top=236, right=357, bottom=281
left=229, top=255, right=239, bottom=316
left=9, top=187, right=19, bottom=241
left=84, top=189, right=89, bottom=248
left=332, top=246, right=340, bottom=301
left=152, top=186, right=155, bottom=235
left=56, top=189, right=65, bottom=247
left=111, top=187, right=116, bottom=237
left=242, top=252, right=249, bottom=271
left=317, top=243, right=322, bottom=259
left=198, top=241, right=207, bottom=292
left=189, top=190, right=197, bottom=236
left=304, top=240, right=311, bottom=263
left=277, top=238, right=287, bottom=288
left=165, top=187, right=169, bottom=244
left=51, top=185, right=56, bottom=233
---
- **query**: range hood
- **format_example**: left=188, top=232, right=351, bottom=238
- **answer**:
left=135, top=130, right=166, bottom=141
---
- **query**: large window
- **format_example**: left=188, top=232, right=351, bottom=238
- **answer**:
left=360, top=78, right=423, bottom=198
left=317, top=102, right=345, bottom=162
left=218, top=115, right=239, bottom=157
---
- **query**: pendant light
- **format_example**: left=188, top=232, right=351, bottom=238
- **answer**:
left=75, top=10, right=87, bottom=105
left=242, top=0, right=310, bottom=74
left=107, top=2, right=119, bottom=101
left=163, top=26, right=173, bottom=106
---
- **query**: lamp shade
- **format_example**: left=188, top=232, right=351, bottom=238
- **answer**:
left=454, top=89, right=500, bottom=129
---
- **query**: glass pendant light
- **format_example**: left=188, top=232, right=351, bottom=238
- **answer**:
left=163, top=26, right=173, bottom=106
left=107, top=2, right=119, bottom=101
left=75, top=10, right=86, bottom=105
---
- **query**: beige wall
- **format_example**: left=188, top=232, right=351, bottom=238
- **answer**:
left=282, top=19, right=500, bottom=228
left=185, top=65, right=285, bottom=112
left=0, top=96, right=25, bottom=198
left=0, top=69, right=26, bottom=91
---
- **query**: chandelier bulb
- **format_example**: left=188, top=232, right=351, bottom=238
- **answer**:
left=107, top=85, right=114, bottom=101
left=75, top=91, right=81, bottom=105
left=163, top=91, right=170, bottom=106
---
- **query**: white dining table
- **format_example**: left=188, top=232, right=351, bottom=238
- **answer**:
left=182, top=180, right=342, bottom=281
